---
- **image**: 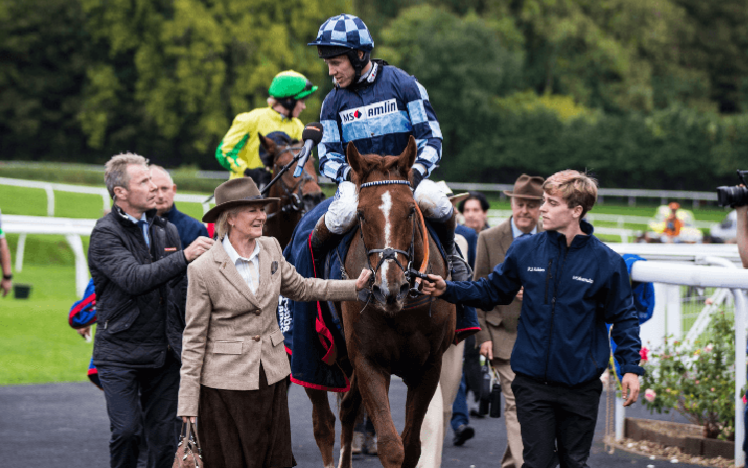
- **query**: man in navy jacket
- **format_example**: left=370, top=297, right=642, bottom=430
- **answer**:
left=150, top=166, right=209, bottom=249
left=423, top=170, right=643, bottom=468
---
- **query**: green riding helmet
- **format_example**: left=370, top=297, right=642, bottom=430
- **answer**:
left=268, top=71, right=318, bottom=107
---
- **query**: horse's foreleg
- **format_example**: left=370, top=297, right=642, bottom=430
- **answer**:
left=401, top=359, right=443, bottom=468
left=356, top=361, right=404, bottom=468
left=305, top=387, right=337, bottom=468
left=337, top=373, right=363, bottom=468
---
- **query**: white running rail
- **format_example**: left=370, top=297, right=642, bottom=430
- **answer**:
left=604, top=244, right=748, bottom=466
left=3, top=215, right=97, bottom=297
left=0, top=177, right=213, bottom=217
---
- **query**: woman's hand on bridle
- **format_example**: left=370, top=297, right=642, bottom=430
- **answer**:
left=355, top=269, right=372, bottom=291
left=421, top=274, right=446, bottom=297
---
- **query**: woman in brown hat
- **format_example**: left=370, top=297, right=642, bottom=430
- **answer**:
left=177, top=178, right=370, bottom=468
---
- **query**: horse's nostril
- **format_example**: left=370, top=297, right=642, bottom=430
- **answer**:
left=371, top=284, right=386, bottom=302
left=398, top=282, right=410, bottom=299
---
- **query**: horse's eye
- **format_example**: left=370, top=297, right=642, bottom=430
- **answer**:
left=408, top=207, right=416, bottom=218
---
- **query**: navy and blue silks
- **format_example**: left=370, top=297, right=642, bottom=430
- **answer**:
left=608, top=254, right=655, bottom=380
left=69, top=278, right=96, bottom=329
left=318, top=61, right=443, bottom=183
left=278, top=199, right=480, bottom=391
left=442, top=220, right=645, bottom=387
left=67, top=278, right=102, bottom=389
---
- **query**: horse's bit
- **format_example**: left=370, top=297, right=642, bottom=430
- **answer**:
left=356, top=179, right=429, bottom=299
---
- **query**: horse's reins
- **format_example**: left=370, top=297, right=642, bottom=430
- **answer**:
left=263, top=144, right=316, bottom=219
left=357, top=179, right=431, bottom=298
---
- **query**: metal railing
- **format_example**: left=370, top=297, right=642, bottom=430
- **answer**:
left=3, top=215, right=96, bottom=297
left=0, top=177, right=213, bottom=217
left=604, top=244, right=747, bottom=466
left=1, top=161, right=720, bottom=207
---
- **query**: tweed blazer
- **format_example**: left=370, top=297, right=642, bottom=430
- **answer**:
left=178, top=236, right=359, bottom=416
left=473, top=217, right=543, bottom=360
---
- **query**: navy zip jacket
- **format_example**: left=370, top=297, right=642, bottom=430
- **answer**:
left=442, top=220, right=644, bottom=387
left=163, top=203, right=209, bottom=250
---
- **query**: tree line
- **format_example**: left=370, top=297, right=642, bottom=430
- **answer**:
left=1, top=0, right=747, bottom=190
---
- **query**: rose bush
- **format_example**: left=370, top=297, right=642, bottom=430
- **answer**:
left=641, top=311, right=737, bottom=440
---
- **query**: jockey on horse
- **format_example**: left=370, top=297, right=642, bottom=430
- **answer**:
left=307, top=14, right=474, bottom=294
left=215, top=70, right=318, bottom=187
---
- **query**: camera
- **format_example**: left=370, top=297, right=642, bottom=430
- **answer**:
left=716, top=170, right=748, bottom=207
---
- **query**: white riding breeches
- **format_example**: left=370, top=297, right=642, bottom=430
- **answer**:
left=324, top=179, right=453, bottom=235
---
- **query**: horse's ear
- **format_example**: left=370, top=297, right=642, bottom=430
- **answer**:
left=346, top=141, right=363, bottom=175
left=399, top=135, right=417, bottom=174
left=258, top=133, right=275, bottom=154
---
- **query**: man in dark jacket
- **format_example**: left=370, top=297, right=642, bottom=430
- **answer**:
left=422, top=170, right=643, bottom=468
left=89, top=153, right=214, bottom=468
left=150, top=165, right=209, bottom=249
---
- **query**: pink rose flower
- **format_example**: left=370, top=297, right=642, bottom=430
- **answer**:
left=705, top=344, right=713, bottom=352
left=645, top=389, right=656, bottom=402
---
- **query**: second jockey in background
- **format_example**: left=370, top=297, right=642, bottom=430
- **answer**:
left=307, top=14, right=471, bottom=284
left=215, top=70, right=318, bottom=185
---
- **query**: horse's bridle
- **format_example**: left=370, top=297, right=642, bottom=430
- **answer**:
left=357, top=179, right=431, bottom=298
left=268, top=144, right=316, bottom=218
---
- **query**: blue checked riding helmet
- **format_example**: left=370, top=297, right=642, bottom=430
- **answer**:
left=308, top=14, right=374, bottom=84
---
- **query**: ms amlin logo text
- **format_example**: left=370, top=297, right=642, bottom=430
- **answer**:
left=340, top=99, right=398, bottom=123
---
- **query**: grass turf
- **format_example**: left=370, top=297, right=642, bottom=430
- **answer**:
left=0, top=265, right=94, bottom=385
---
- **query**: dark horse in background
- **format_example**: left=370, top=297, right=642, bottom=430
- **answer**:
left=310, top=137, right=456, bottom=468
left=257, top=133, right=326, bottom=249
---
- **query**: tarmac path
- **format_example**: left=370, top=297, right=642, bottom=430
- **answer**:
left=1, top=378, right=706, bottom=468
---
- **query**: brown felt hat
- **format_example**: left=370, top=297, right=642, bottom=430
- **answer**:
left=503, top=174, right=544, bottom=200
left=202, top=178, right=279, bottom=223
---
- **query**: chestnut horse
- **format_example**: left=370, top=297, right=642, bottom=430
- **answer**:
left=313, top=136, right=456, bottom=468
left=259, top=134, right=326, bottom=249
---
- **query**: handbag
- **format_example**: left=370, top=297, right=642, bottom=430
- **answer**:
left=173, top=421, right=205, bottom=468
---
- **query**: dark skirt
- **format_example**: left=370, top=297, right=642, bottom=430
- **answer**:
left=197, top=365, right=296, bottom=468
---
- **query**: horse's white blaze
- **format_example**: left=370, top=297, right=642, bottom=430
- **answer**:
left=379, top=190, right=393, bottom=292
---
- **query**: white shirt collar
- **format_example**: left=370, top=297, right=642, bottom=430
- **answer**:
left=222, top=236, right=260, bottom=264
left=511, top=217, right=537, bottom=239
